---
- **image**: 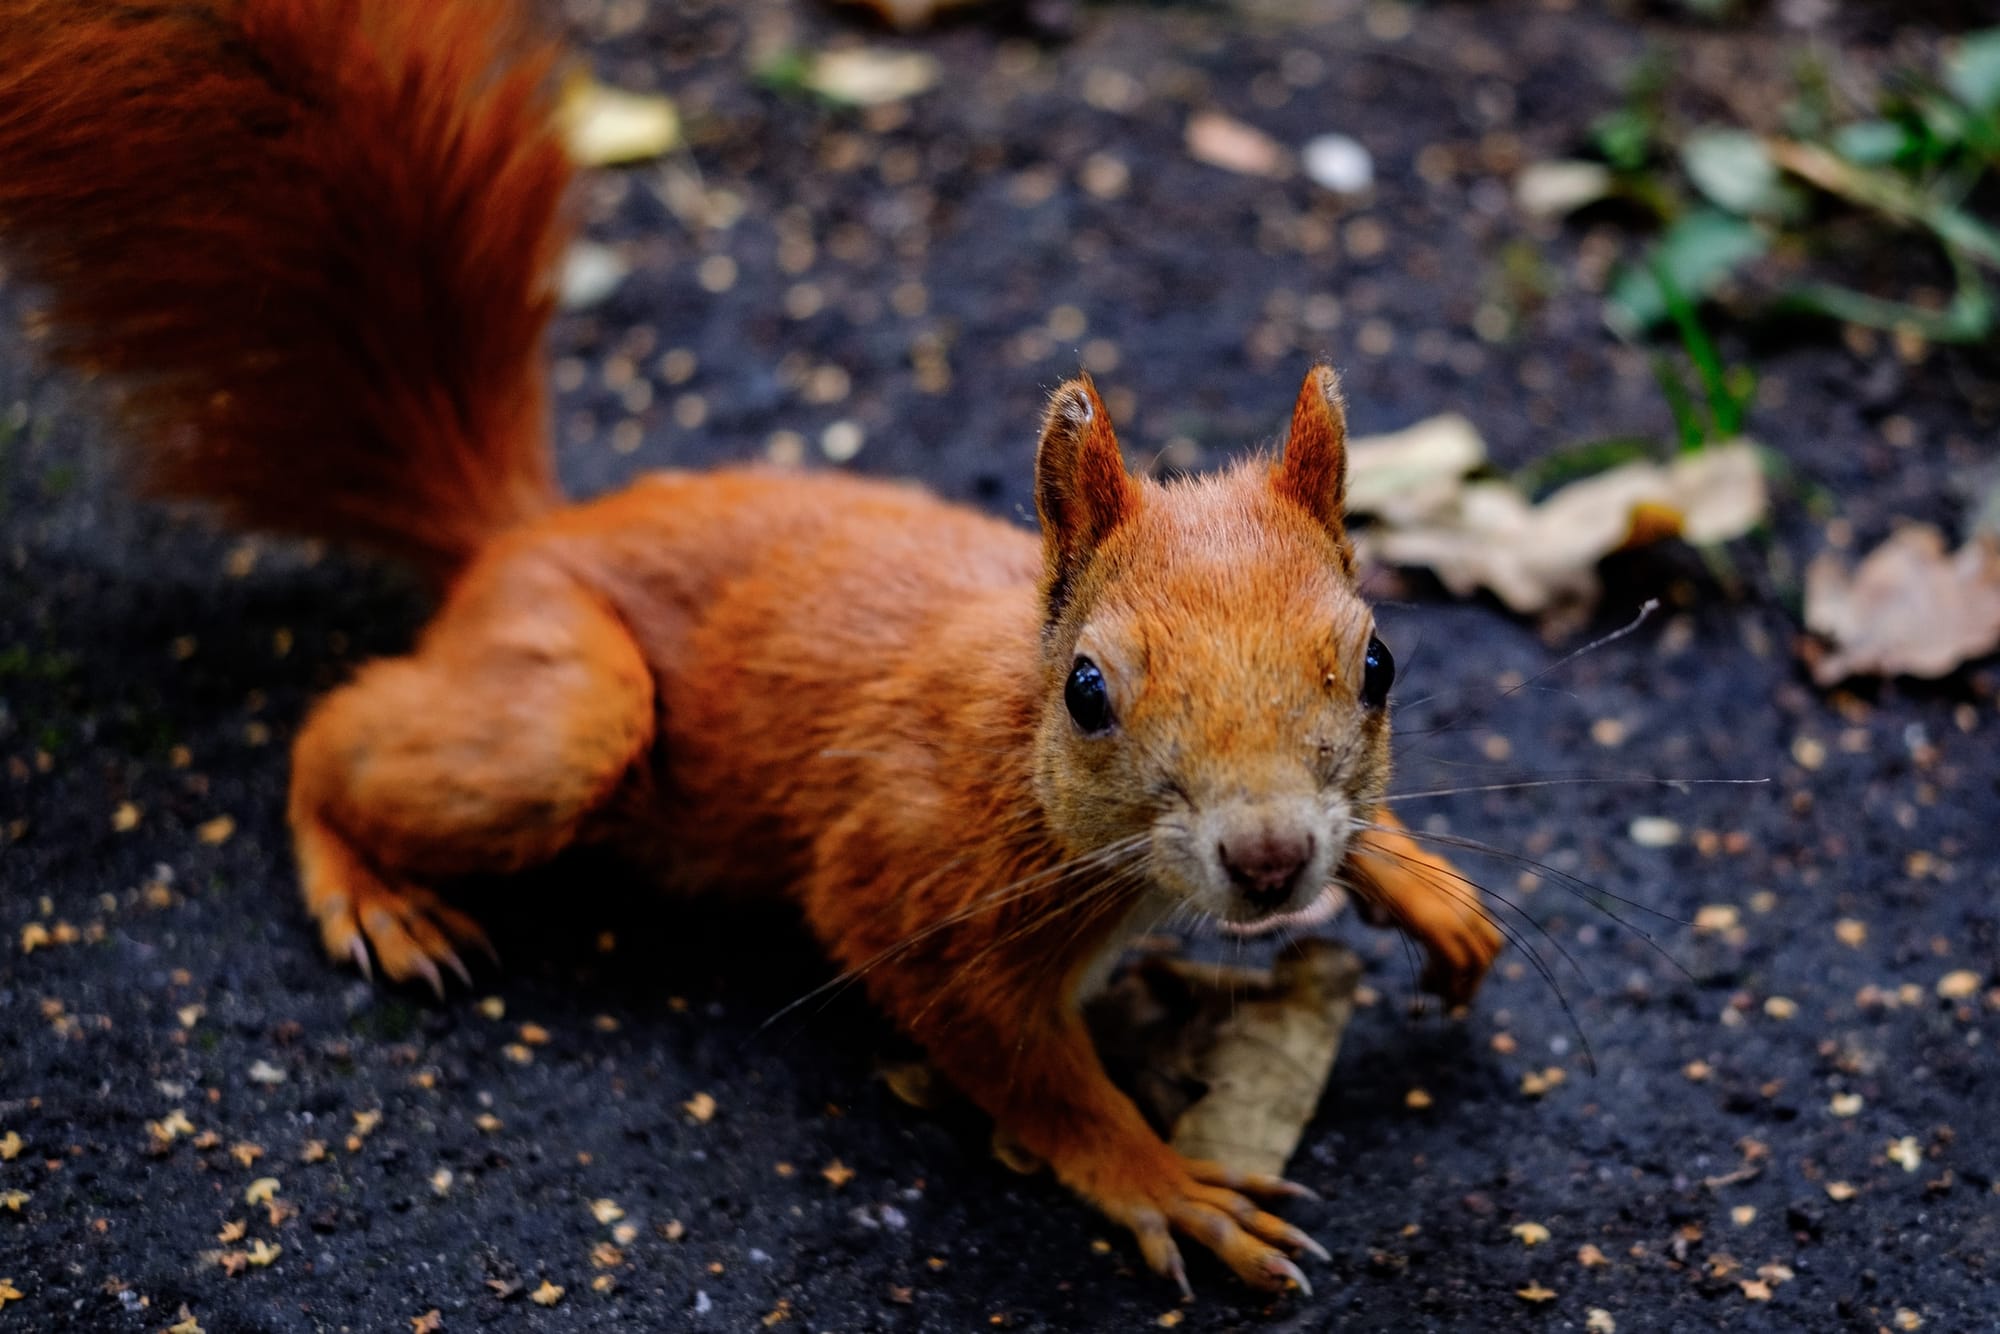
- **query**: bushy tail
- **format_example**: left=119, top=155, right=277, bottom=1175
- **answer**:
left=0, top=0, right=575, bottom=575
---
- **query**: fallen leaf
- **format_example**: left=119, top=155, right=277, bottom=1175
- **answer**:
left=0, top=1279, right=21, bottom=1307
left=1516, top=1282, right=1558, bottom=1303
left=1804, top=528, right=2000, bottom=684
left=822, top=1160, right=855, bottom=1188
left=802, top=49, right=941, bottom=107
left=529, top=1280, right=564, bottom=1308
left=1360, top=442, right=1767, bottom=614
left=1087, top=939, right=1358, bottom=1178
left=1937, top=970, right=1982, bottom=1001
left=1186, top=111, right=1286, bottom=178
left=684, top=1092, right=717, bottom=1123
left=558, top=77, right=680, bottom=166
left=837, top=0, right=988, bottom=28
left=1344, top=414, right=1487, bottom=524
left=590, top=1199, right=625, bottom=1225
left=244, top=1177, right=280, bottom=1206
left=1515, top=160, right=1614, bottom=218
left=196, top=815, right=235, bottom=845
left=412, top=1311, right=444, bottom=1334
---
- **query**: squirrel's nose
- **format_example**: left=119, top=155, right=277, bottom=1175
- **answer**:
left=1218, top=829, right=1316, bottom=909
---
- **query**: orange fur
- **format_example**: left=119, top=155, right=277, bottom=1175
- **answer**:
left=0, top=0, right=1504, bottom=1296
left=0, top=0, right=570, bottom=575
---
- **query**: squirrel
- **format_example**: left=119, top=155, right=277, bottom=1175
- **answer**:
left=0, top=0, right=1503, bottom=1297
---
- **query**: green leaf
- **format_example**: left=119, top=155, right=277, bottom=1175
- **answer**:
left=1607, top=211, right=1768, bottom=337
left=1682, top=129, right=1784, bottom=215
left=1592, top=107, right=1656, bottom=173
left=1945, top=29, right=2000, bottom=112
left=1831, top=119, right=1913, bottom=166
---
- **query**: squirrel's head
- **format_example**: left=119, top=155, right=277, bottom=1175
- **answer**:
left=1030, top=366, right=1391, bottom=930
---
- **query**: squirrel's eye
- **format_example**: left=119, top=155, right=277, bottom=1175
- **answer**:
left=1362, top=636, right=1394, bottom=710
left=1065, top=657, right=1115, bottom=734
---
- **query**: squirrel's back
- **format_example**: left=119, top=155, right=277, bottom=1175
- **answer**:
left=0, top=0, right=574, bottom=575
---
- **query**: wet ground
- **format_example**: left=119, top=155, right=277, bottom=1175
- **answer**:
left=3, top=1, right=1998, bottom=1330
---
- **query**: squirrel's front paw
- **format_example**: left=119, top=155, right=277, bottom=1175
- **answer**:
left=1089, top=1152, right=1327, bottom=1299
left=1417, top=901, right=1504, bottom=1009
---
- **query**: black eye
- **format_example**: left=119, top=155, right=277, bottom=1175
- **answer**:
left=1362, top=636, right=1394, bottom=710
left=1065, top=657, right=1115, bottom=734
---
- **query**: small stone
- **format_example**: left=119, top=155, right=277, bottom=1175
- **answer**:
left=1628, top=817, right=1681, bottom=848
left=1301, top=133, right=1374, bottom=195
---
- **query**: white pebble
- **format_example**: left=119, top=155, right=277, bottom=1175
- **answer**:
left=1301, top=133, right=1374, bottom=195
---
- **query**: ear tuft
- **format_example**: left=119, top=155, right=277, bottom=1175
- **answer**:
left=1274, top=364, right=1350, bottom=542
left=1035, top=375, right=1137, bottom=619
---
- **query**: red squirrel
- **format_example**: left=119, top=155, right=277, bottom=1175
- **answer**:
left=0, top=0, right=1503, bottom=1296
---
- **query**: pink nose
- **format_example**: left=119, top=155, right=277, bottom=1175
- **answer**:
left=1219, top=829, right=1315, bottom=908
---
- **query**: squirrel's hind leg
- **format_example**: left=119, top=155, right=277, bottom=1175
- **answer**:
left=287, top=555, right=656, bottom=993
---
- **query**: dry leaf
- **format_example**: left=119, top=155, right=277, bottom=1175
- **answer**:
left=803, top=49, right=941, bottom=107
left=837, top=0, right=988, bottom=28
left=1185, top=111, right=1286, bottom=178
left=1803, top=528, right=2000, bottom=684
left=1087, top=940, right=1359, bottom=1178
left=558, top=77, right=680, bottom=167
left=1515, top=160, right=1614, bottom=218
left=1362, top=442, right=1767, bottom=614
left=1516, top=1282, right=1559, bottom=1303
left=529, top=1280, right=564, bottom=1308
left=1344, top=414, right=1487, bottom=525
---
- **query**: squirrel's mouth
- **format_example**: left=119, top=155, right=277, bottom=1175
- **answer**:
left=1215, top=884, right=1346, bottom=938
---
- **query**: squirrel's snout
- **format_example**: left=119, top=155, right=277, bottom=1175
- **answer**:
left=1218, top=827, right=1316, bottom=910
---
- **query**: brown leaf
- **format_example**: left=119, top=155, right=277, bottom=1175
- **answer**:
left=1803, top=528, right=2000, bottom=684
left=558, top=77, right=680, bottom=167
left=1186, top=112, right=1287, bottom=178
left=1091, top=939, right=1360, bottom=1178
left=1362, top=442, right=1767, bottom=614
left=837, top=0, right=988, bottom=28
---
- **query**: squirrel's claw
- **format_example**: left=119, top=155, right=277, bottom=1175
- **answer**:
left=1186, top=1160, right=1321, bottom=1203
left=1107, top=1159, right=1326, bottom=1299
left=1131, top=1208, right=1194, bottom=1302
left=300, top=820, right=492, bottom=996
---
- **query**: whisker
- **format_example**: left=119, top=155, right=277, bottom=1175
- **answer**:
left=759, top=834, right=1151, bottom=1033
left=1340, top=845, right=1599, bottom=1075
left=1394, top=598, right=1660, bottom=748
left=1356, top=818, right=1697, bottom=935
left=1386, top=775, right=1769, bottom=802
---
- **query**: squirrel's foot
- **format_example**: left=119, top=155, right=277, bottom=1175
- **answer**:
left=1096, top=1153, right=1327, bottom=1299
left=294, top=818, right=494, bottom=997
left=1418, top=904, right=1504, bottom=1010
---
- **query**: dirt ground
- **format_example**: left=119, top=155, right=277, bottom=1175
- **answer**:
left=3, top=1, right=1997, bottom=1330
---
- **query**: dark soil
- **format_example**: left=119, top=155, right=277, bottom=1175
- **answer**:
left=4, top=1, right=1998, bottom=1331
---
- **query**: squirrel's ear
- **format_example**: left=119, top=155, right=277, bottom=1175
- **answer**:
left=1035, top=376, right=1138, bottom=614
left=1274, top=364, right=1351, bottom=543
